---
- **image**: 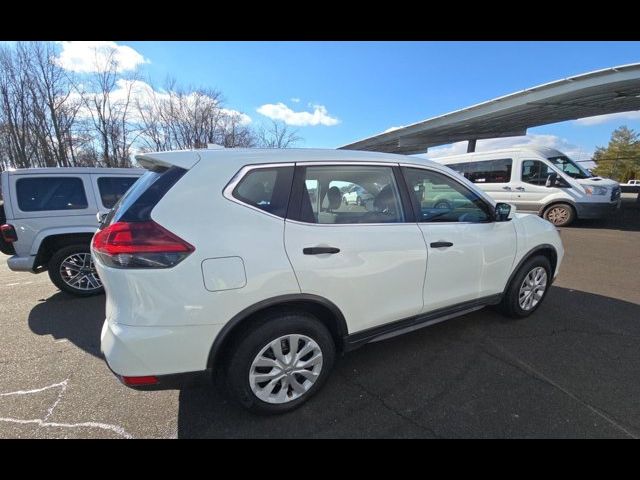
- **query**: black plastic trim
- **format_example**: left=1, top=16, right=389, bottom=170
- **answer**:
left=344, top=294, right=502, bottom=350
left=206, top=293, right=349, bottom=369
left=502, top=244, right=558, bottom=296
left=106, top=362, right=209, bottom=391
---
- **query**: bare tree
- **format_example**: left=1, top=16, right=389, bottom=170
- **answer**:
left=135, top=78, right=256, bottom=152
left=257, top=120, right=302, bottom=148
left=78, top=46, right=139, bottom=167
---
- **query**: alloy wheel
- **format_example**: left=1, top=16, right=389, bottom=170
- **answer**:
left=518, top=266, right=547, bottom=311
left=58, top=252, right=102, bottom=292
left=249, top=334, right=323, bottom=404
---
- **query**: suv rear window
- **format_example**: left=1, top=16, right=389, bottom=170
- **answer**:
left=103, top=167, right=187, bottom=226
left=97, top=177, right=139, bottom=208
left=16, top=177, right=88, bottom=212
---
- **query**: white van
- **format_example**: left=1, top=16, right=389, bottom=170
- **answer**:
left=431, top=147, right=621, bottom=226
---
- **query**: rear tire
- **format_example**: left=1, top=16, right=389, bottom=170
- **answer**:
left=48, top=244, right=104, bottom=297
left=225, top=311, right=335, bottom=415
left=543, top=203, right=575, bottom=227
left=499, top=255, right=552, bottom=318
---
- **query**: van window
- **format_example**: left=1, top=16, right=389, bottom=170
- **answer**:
left=97, top=177, right=139, bottom=209
left=16, top=177, right=88, bottom=212
left=232, top=166, right=294, bottom=218
left=446, top=159, right=512, bottom=183
left=521, top=160, right=555, bottom=186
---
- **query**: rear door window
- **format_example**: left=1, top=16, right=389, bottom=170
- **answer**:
left=97, top=177, right=139, bottom=209
left=231, top=166, right=294, bottom=218
left=16, top=177, right=88, bottom=212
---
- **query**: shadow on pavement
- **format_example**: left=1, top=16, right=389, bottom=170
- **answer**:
left=28, top=291, right=105, bottom=358
left=177, top=286, right=640, bottom=438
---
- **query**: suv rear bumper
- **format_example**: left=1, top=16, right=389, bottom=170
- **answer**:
left=100, top=319, right=222, bottom=390
left=7, top=255, right=36, bottom=272
left=575, top=201, right=620, bottom=219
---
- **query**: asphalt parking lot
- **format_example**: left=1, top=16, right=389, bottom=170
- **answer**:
left=1, top=198, right=639, bottom=438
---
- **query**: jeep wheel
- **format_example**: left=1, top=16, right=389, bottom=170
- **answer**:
left=48, top=244, right=104, bottom=297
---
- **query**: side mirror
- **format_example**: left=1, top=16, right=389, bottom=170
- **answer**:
left=545, top=172, right=558, bottom=187
left=495, top=202, right=512, bottom=221
left=96, top=212, right=108, bottom=225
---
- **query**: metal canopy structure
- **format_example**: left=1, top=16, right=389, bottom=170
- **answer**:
left=340, top=63, right=640, bottom=155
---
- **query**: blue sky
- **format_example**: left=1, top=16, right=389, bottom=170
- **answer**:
left=63, top=41, right=640, bottom=160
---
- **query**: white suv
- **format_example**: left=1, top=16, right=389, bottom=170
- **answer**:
left=93, top=148, right=564, bottom=414
left=1, top=167, right=143, bottom=296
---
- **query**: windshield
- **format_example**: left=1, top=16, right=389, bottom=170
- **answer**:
left=547, top=155, right=592, bottom=179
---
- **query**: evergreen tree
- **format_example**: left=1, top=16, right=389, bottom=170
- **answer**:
left=592, top=126, right=640, bottom=182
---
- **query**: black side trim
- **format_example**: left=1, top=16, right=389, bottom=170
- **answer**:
left=344, top=294, right=502, bottom=351
left=502, top=244, right=558, bottom=296
left=108, top=365, right=209, bottom=391
left=206, top=294, right=348, bottom=369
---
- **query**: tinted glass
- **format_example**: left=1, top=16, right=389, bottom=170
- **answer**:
left=97, top=177, right=139, bottom=209
left=446, top=159, right=512, bottom=183
left=521, top=160, right=554, bottom=186
left=297, top=165, right=404, bottom=224
left=17, top=177, right=88, bottom=212
left=403, top=167, right=491, bottom=223
left=232, top=166, right=294, bottom=218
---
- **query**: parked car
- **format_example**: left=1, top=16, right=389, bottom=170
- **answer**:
left=93, top=148, right=564, bottom=414
left=342, top=184, right=375, bottom=206
left=433, top=147, right=621, bottom=226
left=622, top=179, right=640, bottom=186
left=0, top=167, right=144, bottom=296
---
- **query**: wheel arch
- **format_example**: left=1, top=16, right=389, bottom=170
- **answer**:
left=538, top=199, right=577, bottom=217
left=503, top=244, right=558, bottom=296
left=34, top=231, right=96, bottom=271
left=207, top=294, right=348, bottom=370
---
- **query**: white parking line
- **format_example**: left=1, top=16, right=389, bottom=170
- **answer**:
left=0, top=379, right=134, bottom=439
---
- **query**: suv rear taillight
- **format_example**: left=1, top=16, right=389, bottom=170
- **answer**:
left=92, top=220, right=194, bottom=269
left=1, top=224, right=17, bottom=243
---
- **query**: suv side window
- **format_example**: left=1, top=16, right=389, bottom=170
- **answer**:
left=522, top=160, right=554, bottom=186
left=295, top=165, right=404, bottom=224
left=97, top=177, right=139, bottom=209
left=232, top=166, right=294, bottom=218
left=402, top=167, right=492, bottom=223
left=16, top=177, right=88, bottom=212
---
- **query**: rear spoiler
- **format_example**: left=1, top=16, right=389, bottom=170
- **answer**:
left=135, top=151, right=201, bottom=171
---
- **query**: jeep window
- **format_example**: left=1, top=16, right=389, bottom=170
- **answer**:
left=232, top=166, right=294, bottom=218
left=297, top=165, right=404, bottom=224
left=16, top=177, right=88, bottom=212
left=97, top=177, right=139, bottom=209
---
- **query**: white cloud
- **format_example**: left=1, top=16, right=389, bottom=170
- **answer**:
left=54, top=41, right=149, bottom=73
left=573, top=110, right=640, bottom=126
left=257, top=102, right=339, bottom=127
left=383, top=125, right=405, bottom=133
left=290, top=97, right=301, bottom=103
left=423, top=134, right=592, bottom=162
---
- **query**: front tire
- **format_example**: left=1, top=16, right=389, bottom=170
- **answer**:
left=543, top=203, right=575, bottom=227
left=225, top=311, right=335, bottom=414
left=499, top=255, right=552, bottom=318
left=48, top=244, right=104, bottom=297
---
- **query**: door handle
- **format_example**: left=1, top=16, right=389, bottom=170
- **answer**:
left=303, top=247, right=340, bottom=255
left=502, top=186, right=512, bottom=190
left=515, top=187, right=525, bottom=191
left=430, top=241, right=453, bottom=248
